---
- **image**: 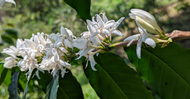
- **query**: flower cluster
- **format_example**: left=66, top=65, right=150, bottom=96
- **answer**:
left=2, top=10, right=171, bottom=80
left=2, top=27, right=75, bottom=80
left=73, top=13, right=124, bottom=71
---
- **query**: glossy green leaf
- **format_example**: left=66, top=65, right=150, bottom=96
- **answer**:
left=64, top=0, right=91, bottom=21
left=8, top=71, right=19, bottom=99
left=57, top=70, right=84, bottom=99
left=38, top=70, right=84, bottom=99
left=45, top=75, right=59, bottom=99
left=125, top=42, right=190, bottom=99
left=83, top=53, right=153, bottom=99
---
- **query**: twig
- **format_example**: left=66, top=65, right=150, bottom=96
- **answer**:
left=113, top=30, right=190, bottom=49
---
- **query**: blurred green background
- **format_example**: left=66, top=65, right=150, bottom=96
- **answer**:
left=0, top=0, right=190, bottom=98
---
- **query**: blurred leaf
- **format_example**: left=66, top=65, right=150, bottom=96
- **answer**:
left=5, top=29, right=18, bottom=39
left=8, top=71, right=19, bottom=99
left=45, top=75, right=59, bottom=99
left=0, top=62, right=12, bottom=86
left=64, top=0, right=91, bottom=21
left=22, top=80, right=29, bottom=99
left=0, top=62, right=7, bottom=86
left=83, top=53, right=153, bottom=99
left=125, top=42, right=190, bottom=99
left=1, top=34, right=14, bottom=45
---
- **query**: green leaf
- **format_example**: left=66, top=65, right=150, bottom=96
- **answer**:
left=57, top=70, right=84, bottom=99
left=5, top=29, right=18, bottom=39
left=64, top=0, right=91, bottom=22
left=0, top=62, right=7, bottom=86
left=45, top=75, right=59, bottom=99
left=83, top=53, right=153, bottom=99
left=22, top=80, right=29, bottom=99
left=1, top=34, right=14, bottom=44
left=0, top=62, right=12, bottom=86
left=8, top=71, right=19, bottom=99
left=38, top=70, right=84, bottom=99
left=125, top=42, right=190, bottom=99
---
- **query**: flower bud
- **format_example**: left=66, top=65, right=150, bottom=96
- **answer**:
left=129, top=9, right=163, bottom=35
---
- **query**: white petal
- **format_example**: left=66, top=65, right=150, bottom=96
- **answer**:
left=116, top=17, right=125, bottom=25
left=65, top=28, right=73, bottom=37
left=89, top=55, right=97, bottom=71
left=96, top=15, right=104, bottom=28
left=130, top=9, right=156, bottom=24
left=16, top=39, right=23, bottom=48
left=112, top=30, right=123, bottom=37
left=52, top=48, right=59, bottom=62
left=123, top=34, right=140, bottom=42
left=136, top=38, right=143, bottom=59
left=104, top=22, right=114, bottom=29
left=64, top=39, right=73, bottom=48
left=73, top=39, right=87, bottom=49
left=129, top=13, right=135, bottom=19
left=90, top=31, right=100, bottom=40
left=5, top=0, right=16, bottom=6
left=102, top=13, right=108, bottom=22
left=81, top=31, right=91, bottom=39
left=60, top=26, right=69, bottom=37
left=0, top=0, right=5, bottom=7
left=142, top=34, right=156, bottom=48
left=102, top=29, right=109, bottom=35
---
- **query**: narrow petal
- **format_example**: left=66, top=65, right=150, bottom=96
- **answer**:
left=0, top=0, right=5, bottom=7
left=102, top=29, right=109, bottom=35
left=102, top=13, right=108, bottom=22
left=60, top=26, right=69, bottom=37
left=5, top=0, right=16, bottom=6
left=90, top=31, right=100, bottom=40
left=142, top=34, right=156, bottom=48
left=136, top=38, right=142, bottom=59
left=96, top=15, right=104, bottom=28
left=89, top=55, right=97, bottom=71
left=123, top=34, right=140, bottom=42
left=112, top=30, right=123, bottom=37
left=104, top=22, right=115, bottom=29
left=129, top=13, right=135, bottom=19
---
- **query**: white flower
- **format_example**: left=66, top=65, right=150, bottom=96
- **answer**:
left=60, top=26, right=75, bottom=48
left=40, top=48, right=71, bottom=78
left=73, top=13, right=124, bottom=71
left=87, top=13, right=125, bottom=39
left=124, top=27, right=156, bottom=59
left=0, top=0, right=16, bottom=8
left=129, top=9, right=163, bottom=35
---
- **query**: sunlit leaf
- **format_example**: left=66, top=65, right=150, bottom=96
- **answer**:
left=8, top=71, right=19, bottom=99
left=83, top=53, right=153, bottom=99
left=125, top=42, right=190, bottom=99
left=45, top=75, right=59, bottom=99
